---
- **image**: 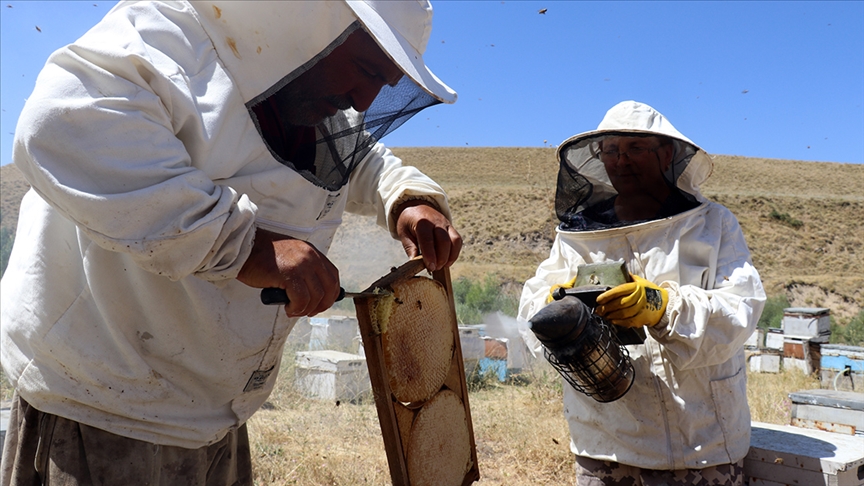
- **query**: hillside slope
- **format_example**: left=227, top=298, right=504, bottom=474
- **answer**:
left=3, top=149, right=862, bottom=321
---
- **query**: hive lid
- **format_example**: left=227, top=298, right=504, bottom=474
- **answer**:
left=296, top=350, right=366, bottom=371
left=748, top=422, right=864, bottom=476
left=784, top=307, right=831, bottom=316
left=789, top=389, right=864, bottom=411
left=820, top=344, right=864, bottom=359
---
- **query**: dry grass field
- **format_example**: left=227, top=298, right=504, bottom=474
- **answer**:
left=0, top=343, right=824, bottom=486
left=387, top=148, right=863, bottom=321
left=3, top=149, right=863, bottom=318
left=244, top=348, right=578, bottom=486
left=0, top=150, right=858, bottom=484
left=242, top=345, right=820, bottom=486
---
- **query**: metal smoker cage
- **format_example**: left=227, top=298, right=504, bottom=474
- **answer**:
left=543, top=314, right=635, bottom=403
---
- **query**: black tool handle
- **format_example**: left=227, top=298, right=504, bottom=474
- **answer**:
left=260, top=287, right=346, bottom=305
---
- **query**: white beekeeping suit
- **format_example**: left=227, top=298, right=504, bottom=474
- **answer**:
left=518, top=101, right=766, bottom=470
left=2, top=0, right=455, bottom=448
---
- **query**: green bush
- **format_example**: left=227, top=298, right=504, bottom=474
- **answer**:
left=1, top=224, right=14, bottom=278
left=758, top=293, right=789, bottom=330
left=831, top=310, right=864, bottom=346
left=769, top=209, right=803, bottom=229
left=464, top=364, right=504, bottom=392
left=452, top=275, right=519, bottom=325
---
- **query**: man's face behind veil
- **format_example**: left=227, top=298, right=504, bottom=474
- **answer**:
left=599, top=136, right=673, bottom=198
left=276, top=28, right=405, bottom=127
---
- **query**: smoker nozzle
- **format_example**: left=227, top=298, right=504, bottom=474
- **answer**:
left=528, top=297, right=592, bottom=349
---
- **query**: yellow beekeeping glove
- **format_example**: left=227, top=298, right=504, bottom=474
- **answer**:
left=595, top=274, right=668, bottom=328
left=547, top=276, right=577, bottom=304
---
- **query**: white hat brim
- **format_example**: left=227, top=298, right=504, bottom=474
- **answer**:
left=346, top=1, right=457, bottom=104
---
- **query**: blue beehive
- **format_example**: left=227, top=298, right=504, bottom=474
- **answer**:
left=820, top=344, right=864, bottom=392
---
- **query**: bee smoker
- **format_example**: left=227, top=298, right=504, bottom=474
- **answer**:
left=528, top=282, right=636, bottom=403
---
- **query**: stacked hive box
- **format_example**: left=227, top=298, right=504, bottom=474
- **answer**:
left=782, top=307, right=830, bottom=374
left=789, top=389, right=864, bottom=436
left=308, top=316, right=360, bottom=352
left=820, top=344, right=864, bottom=392
left=294, top=350, right=370, bottom=402
left=458, top=325, right=485, bottom=376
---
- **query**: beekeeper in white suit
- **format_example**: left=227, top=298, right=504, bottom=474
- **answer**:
left=1, top=1, right=461, bottom=483
left=518, top=101, right=766, bottom=485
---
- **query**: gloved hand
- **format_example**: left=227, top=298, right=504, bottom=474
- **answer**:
left=547, top=276, right=577, bottom=304
left=595, top=274, right=668, bottom=328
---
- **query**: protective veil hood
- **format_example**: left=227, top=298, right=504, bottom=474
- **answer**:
left=184, top=1, right=456, bottom=105
left=156, top=0, right=459, bottom=191
left=554, top=101, right=713, bottom=229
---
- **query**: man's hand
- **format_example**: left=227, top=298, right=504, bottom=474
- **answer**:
left=595, top=274, right=668, bottom=328
left=394, top=200, right=462, bottom=272
left=237, top=229, right=340, bottom=317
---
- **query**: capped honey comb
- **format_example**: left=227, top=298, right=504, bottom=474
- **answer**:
left=405, top=389, right=472, bottom=486
left=382, top=276, right=454, bottom=404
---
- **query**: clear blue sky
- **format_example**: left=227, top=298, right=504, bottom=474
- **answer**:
left=2, top=1, right=863, bottom=166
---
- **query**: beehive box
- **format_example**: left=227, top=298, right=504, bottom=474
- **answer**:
left=479, top=336, right=509, bottom=382
left=481, top=312, right=531, bottom=373
left=354, top=258, right=479, bottom=486
left=746, top=421, right=864, bottom=486
left=789, top=389, right=864, bottom=436
left=765, top=328, right=785, bottom=351
left=820, top=345, right=864, bottom=392
left=750, top=352, right=781, bottom=373
left=782, top=307, right=831, bottom=343
left=783, top=338, right=821, bottom=375
left=458, top=325, right=486, bottom=376
left=308, top=315, right=360, bottom=352
left=294, top=350, right=370, bottom=402
left=746, top=328, right=765, bottom=349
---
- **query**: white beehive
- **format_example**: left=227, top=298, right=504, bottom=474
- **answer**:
left=750, top=353, right=781, bottom=373
left=789, top=389, right=864, bottom=436
left=294, top=350, right=370, bottom=401
left=746, top=421, right=864, bottom=485
left=745, top=328, right=764, bottom=349
left=458, top=325, right=486, bottom=376
left=287, top=316, right=313, bottom=347
left=308, top=316, right=360, bottom=352
left=782, top=307, right=831, bottom=343
left=765, top=328, right=785, bottom=351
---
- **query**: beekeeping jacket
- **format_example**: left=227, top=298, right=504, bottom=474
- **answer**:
left=518, top=101, right=766, bottom=469
left=1, top=0, right=456, bottom=449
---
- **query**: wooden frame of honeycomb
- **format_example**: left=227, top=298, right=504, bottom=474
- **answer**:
left=353, top=257, right=480, bottom=486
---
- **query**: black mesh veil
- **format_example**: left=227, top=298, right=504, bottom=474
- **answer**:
left=310, top=77, right=439, bottom=191
left=556, top=132, right=701, bottom=231
left=247, top=22, right=440, bottom=192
